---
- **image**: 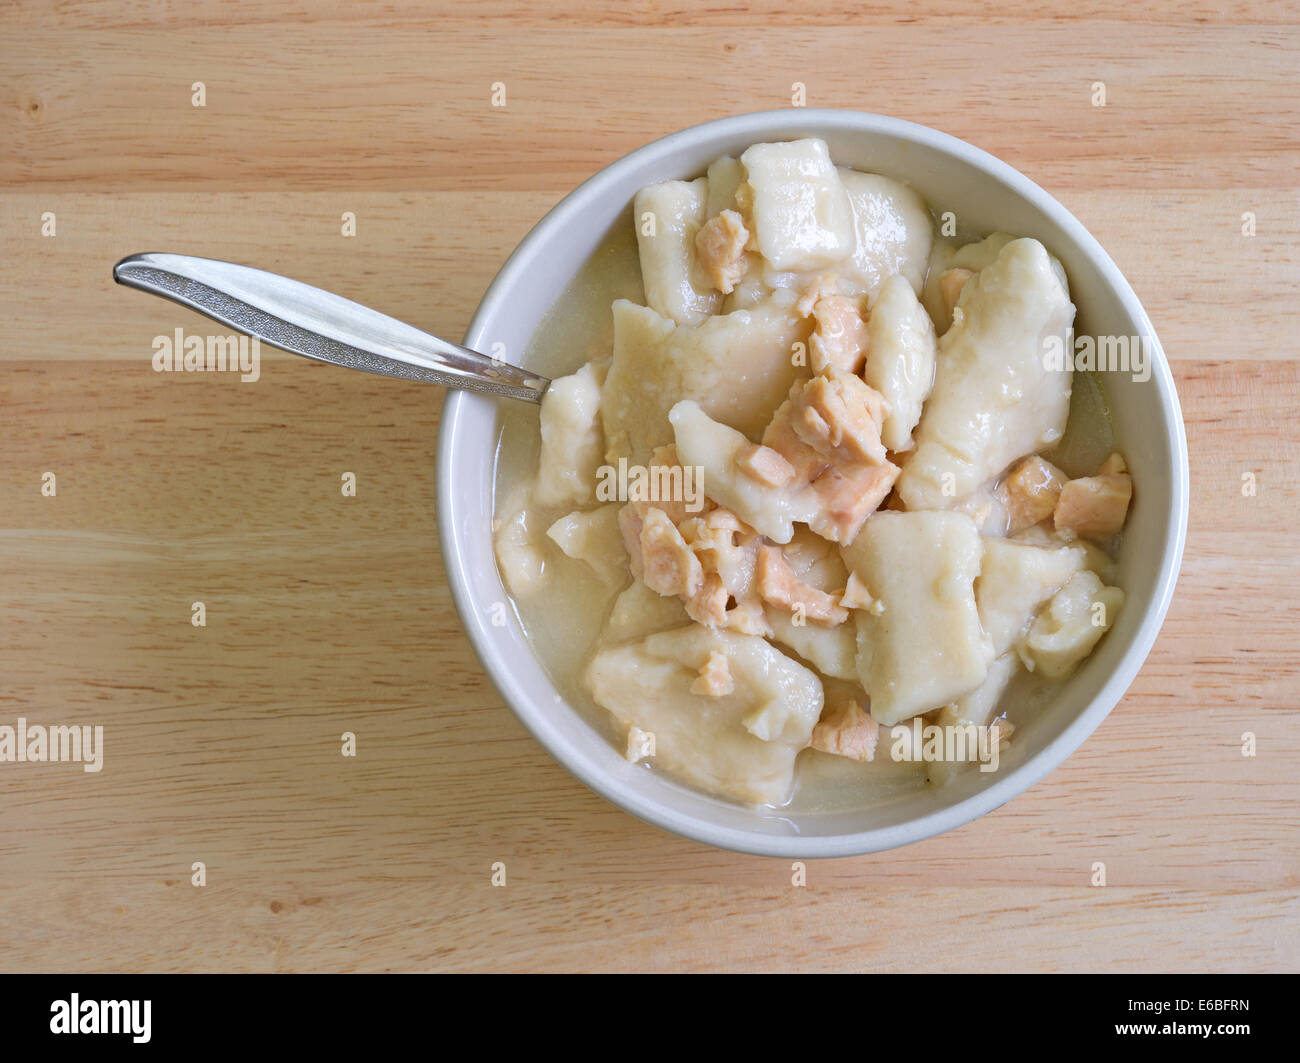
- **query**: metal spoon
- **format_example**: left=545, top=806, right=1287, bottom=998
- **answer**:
left=112, top=252, right=549, bottom=402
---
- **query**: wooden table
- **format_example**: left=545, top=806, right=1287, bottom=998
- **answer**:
left=1, top=2, right=1296, bottom=973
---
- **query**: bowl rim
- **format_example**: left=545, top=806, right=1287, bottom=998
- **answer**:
left=436, top=108, right=1190, bottom=858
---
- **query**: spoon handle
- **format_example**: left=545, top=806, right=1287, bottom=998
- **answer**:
left=113, top=252, right=549, bottom=403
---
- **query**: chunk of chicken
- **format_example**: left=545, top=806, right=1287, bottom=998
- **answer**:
left=694, top=209, right=751, bottom=295
left=761, top=392, right=832, bottom=484
left=1097, top=451, right=1128, bottom=476
left=808, top=294, right=869, bottom=375
left=626, top=502, right=768, bottom=636
left=1054, top=471, right=1132, bottom=540
left=762, top=529, right=858, bottom=679
left=680, top=508, right=769, bottom=634
left=679, top=507, right=759, bottom=600
left=756, top=544, right=849, bottom=625
left=683, top=572, right=729, bottom=628
left=810, top=699, right=879, bottom=762
left=794, top=273, right=840, bottom=317
left=735, top=442, right=796, bottom=488
left=999, top=455, right=1068, bottom=535
left=840, top=571, right=883, bottom=614
left=715, top=596, right=771, bottom=637
left=637, top=507, right=703, bottom=599
left=671, top=368, right=897, bottom=548
left=691, top=649, right=735, bottom=696
left=788, top=371, right=889, bottom=466
left=626, top=726, right=655, bottom=763
left=806, top=461, right=900, bottom=545
left=779, top=371, right=898, bottom=542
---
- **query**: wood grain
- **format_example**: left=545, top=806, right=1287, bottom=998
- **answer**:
left=0, top=1, right=1296, bottom=973
left=3, top=24, right=1296, bottom=192
left=4, top=189, right=1296, bottom=363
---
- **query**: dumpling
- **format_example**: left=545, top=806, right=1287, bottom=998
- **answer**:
left=1010, top=522, right=1118, bottom=585
left=861, top=272, right=937, bottom=453
left=919, top=235, right=958, bottom=334
left=546, top=505, right=629, bottom=587
left=585, top=625, right=824, bottom=805
left=837, top=169, right=933, bottom=303
left=1021, top=570, right=1124, bottom=678
left=668, top=400, right=820, bottom=544
left=896, top=238, right=1076, bottom=510
left=633, top=178, right=722, bottom=325
left=602, top=298, right=810, bottom=465
left=704, top=155, right=746, bottom=218
left=976, top=538, right=1087, bottom=657
left=927, top=652, right=1021, bottom=787
left=766, top=612, right=857, bottom=680
left=535, top=361, right=606, bottom=509
left=841, top=510, right=993, bottom=725
left=739, top=139, right=855, bottom=272
left=602, top=579, right=691, bottom=645
left=950, top=231, right=1019, bottom=273
left=761, top=529, right=858, bottom=680
left=493, top=489, right=548, bottom=598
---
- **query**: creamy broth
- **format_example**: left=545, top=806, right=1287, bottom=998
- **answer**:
left=491, top=142, right=1129, bottom=813
left=492, top=221, right=644, bottom=752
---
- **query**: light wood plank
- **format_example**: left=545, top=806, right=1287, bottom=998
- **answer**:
left=2, top=25, right=1295, bottom=191
left=1, top=191, right=1296, bottom=362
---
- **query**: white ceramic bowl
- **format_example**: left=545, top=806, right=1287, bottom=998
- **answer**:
left=437, top=110, right=1189, bottom=858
